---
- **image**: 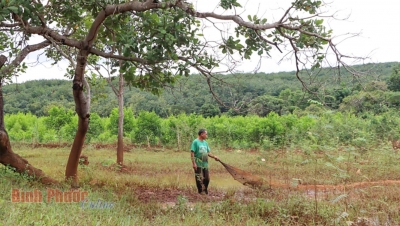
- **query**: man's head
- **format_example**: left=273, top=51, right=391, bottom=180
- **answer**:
left=198, top=129, right=208, bottom=140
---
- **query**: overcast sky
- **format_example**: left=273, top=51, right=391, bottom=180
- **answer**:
left=17, top=0, right=400, bottom=83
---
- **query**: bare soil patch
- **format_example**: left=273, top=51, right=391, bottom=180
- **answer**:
left=133, top=186, right=226, bottom=203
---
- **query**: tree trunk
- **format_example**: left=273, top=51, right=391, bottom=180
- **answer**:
left=0, top=130, right=58, bottom=184
left=64, top=1, right=160, bottom=185
left=65, top=46, right=91, bottom=187
left=65, top=115, right=89, bottom=187
left=117, top=72, right=124, bottom=166
left=0, top=55, right=57, bottom=185
left=177, top=130, right=181, bottom=151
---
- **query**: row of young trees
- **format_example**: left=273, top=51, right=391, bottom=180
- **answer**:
left=7, top=106, right=400, bottom=151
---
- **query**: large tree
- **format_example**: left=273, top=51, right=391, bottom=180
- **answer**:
left=1, top=0, right=358, bottom=186
left=0, top=1, right=63, bottom=182
left=0, top=48, right=59, bottom=184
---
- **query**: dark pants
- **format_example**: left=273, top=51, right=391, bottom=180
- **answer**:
left=194, top=167, right=210, bottom=194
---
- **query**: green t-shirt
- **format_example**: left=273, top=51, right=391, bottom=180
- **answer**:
left=191, top=139, right=210, bottom=169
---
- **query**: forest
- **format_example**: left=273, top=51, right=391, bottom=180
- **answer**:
left=4, top=61, right=399, bottom=118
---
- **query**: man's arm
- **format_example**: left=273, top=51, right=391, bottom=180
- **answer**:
left=208, top=153, right=219, bottom=161
left=191, top=151, right=197, bottom=170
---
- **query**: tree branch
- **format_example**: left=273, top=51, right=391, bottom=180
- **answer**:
left=0, top=41, right=51, bottom=80
left=281, top=24, right=330, bottom=41
left=0, top=22, right=22, bottom=27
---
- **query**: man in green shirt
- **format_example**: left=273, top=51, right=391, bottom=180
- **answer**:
left=190, top=129, right=219, bottom=195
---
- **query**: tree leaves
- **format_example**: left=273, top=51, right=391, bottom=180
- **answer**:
left=7, top=6, right=18, bottom=13
left=220, top=0, right=242, bottom=10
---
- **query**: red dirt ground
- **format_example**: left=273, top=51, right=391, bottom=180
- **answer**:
left=120, top=179, right=400, bottom=208
left=133, top=186, right=227, bottom=203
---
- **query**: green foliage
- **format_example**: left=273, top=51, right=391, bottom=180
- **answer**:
left=387, top=63, right=400, bottom=91
left=107, top=107, right=136, bottom=135
left=199, top=103, right=220, bottom=118
left=339, top=90, right=389, bottom=115
left=87, top=112, right=105, bottom=142
left=2, top=62, right=399, bottom=118
left=133, top=111, right=161, bottom=145
left=247, top=95, right=286, bottom=116
left=44, top=106, right=73, bottom=130
left=160, top=113, right=204, bottom=149
left=234, top=24, right=272, bottom=59
left=329, top=86, right=352, bottom=108
left=4, top=106, right=400, bottom=155
left=43, top=106, right=74, bottom=142
left=61, top=114, right=78, bottom=142
left=2, top=64, right=400, bottom=149
left=3, top=80, right=74, bottom=116
left=113, top=6, right=212, bottom=95
left=220, top=0, right=242, bottom=10
left=293, top=0, right=323, bottom=14
left=5, top=112, right=37, bottom=142
left=208, top=115, right=254, bottom=148
left=248, top=113, right=286, bottom=145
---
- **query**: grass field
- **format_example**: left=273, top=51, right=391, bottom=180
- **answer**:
left=2, top=143, right=400, bottom=225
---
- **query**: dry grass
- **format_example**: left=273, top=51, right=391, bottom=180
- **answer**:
left=2, top=144, right=400, bottom=225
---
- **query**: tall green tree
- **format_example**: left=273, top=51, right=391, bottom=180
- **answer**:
left=247, top=95, right=286, bottom=116
left=387, top=64, right=400, bottom=91
left=0, top=56, right=57, bottom=184
left=134, top=111, right=161, bottom=147
left=44, top=106, right=74, bottom=143
left=0, top=1, right=60, bottom=184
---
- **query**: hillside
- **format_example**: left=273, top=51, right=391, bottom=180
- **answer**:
left=3, top=62, right=399, bottom=117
